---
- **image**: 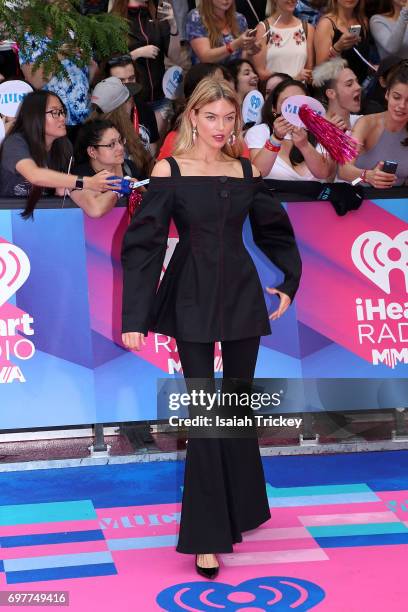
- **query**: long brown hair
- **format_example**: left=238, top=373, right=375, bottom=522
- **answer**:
left=199, top=0, right=240, bottom=49
left=174, top=77, right=244, bottom=158
left=110, top=0, right=156, bottom=18
left=386, top=62, right=408, bottom=146
left=89, top=104, right=152, bottom=175
left=326, top=0, right=367, bottom=28
left=377, top=0, right=397, bottom=18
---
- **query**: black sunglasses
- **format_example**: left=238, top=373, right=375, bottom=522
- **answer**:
left=107, top=54, right=133, bottom=67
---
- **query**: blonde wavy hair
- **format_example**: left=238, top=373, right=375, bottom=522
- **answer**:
left=199, top=0, right=240, bottom=48
left=173, top=77, right=244, bottom=158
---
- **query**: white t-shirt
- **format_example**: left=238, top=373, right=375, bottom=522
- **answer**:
left=350, top=114, right=362, bottom=129
left=245, top=123, right=325, bottom=181
left=0, top=120, right=5, bottom=145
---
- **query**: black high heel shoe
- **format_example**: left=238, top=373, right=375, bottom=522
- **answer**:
left=195, top=554, right=219, bottom=579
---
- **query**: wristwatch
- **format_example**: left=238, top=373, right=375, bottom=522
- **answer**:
left=75, top=176, right=84, bottom=190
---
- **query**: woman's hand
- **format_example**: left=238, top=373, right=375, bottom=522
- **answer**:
left=236, top=29, right=258, bottom=52
left=122, top=332, right=146, bottom=351
left=273, top=116, right=293, bottom=140
left=131, top=45, right=160, bottom=60
left=84, top=171, right=122, bottom=192
left=295, top=68, right=313, bottom=83
left=291, top=126, right=308, bottom=150
left=334, top=31, right=360, bottom=52
left=365, top=162, right=398, bottom=189
left=157, top=0, right=174, bottom=21
left=327, top=113, right=348, bottom=132
left=266, top=287, right=291, bottom=320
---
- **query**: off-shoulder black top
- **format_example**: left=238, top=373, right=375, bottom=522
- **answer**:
left=121, top=157, right=302, bottom=342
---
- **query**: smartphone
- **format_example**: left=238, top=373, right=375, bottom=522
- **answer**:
left=348, top=25, right=361, bottom=36
left=382, top=160, right=398, bottom=174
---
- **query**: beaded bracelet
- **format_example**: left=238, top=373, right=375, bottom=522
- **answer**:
left=264, top=139, right=281, bottom=153
left=352, top=168, right=368, bottom=186
left=329, top=45, right=340, bottom=58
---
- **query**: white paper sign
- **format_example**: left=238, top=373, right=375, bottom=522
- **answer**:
left=0, top=80, right=33, bottom=118
left=281, top=95, right=325, bottom=128
left=242, top=90, right=264, bottom=125
left=162, top=66, right=184, bottom=100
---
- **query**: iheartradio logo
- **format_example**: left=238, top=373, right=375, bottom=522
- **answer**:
left=0, top=242, right=31, bottom=307
left=351, top=231, right=408, bottom=294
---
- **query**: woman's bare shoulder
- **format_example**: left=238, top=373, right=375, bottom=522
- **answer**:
left=353, top=113, right=381, bottom=134
left=316, top=14, right=335, bottom=31
left=151, top=159, right=172, bottom=177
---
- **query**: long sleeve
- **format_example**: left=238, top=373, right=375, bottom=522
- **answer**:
left=369, top=11, right=408, bottom=58
left=249, top=182, right=302, bottom=301
left=121, top=180, right=173, bottom=334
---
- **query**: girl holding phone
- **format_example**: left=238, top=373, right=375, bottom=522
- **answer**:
left=185, top=0, right=259, bottom=64
left=314, top=0, right=370, bottom=84
left=338, top=63, right=408, bottom=187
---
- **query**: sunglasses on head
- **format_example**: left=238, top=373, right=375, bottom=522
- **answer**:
left=107, top=54, right=133, bottom=67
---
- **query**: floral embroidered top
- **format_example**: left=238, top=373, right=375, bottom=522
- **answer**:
left=265, top=23, right=308, bottom=78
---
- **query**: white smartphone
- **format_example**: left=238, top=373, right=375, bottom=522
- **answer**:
left=349, top=25, right=361, bottom=37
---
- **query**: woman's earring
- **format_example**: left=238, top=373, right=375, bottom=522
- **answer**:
left=192, top=126, right=197, bottom=143
left=228, top=131, right=236, bottom=146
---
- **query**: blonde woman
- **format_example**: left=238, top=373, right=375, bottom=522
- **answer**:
left=253, top=0, right=315, bottom=82
left=121, top=77, right=302, bottom=578
left=186, top=0, right=258, bottom=64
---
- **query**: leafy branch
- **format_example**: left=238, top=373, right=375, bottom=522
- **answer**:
left=0, top=0, right=129, bottom=81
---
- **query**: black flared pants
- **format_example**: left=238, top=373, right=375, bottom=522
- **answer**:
left=175, top=337, right=271, bottom=554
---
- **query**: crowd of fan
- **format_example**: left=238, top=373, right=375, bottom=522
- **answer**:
left=0, top=0, right=407, bottom=219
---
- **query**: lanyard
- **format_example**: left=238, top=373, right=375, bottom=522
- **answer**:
left=133, top=105, right=139, bottom=134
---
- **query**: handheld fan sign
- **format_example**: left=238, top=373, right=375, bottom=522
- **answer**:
left=281, top=94, right=358, bottom=164
left=162, top=66, right=184, bottom=100
left=281, top=94, right=325, bottom=128
left=242, top=90, right=264, bottom=125
left=0, top=80, right=33, bottom=118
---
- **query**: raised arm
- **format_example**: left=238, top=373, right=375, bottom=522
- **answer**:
left=291, top=128, right=336, bottom=179
left=15, top=158, right=120, bottom=192
left=252, top=22, right=272, bottom=81
left=189, top=31, right=252, bottom=64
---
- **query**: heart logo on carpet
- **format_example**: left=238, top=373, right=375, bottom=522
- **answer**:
left=156, top=575, right=326, bottom=610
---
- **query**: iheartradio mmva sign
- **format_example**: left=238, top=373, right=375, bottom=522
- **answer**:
left=0, top=240, right=35, bottom=383
left=351, top=230, right=408, bottom=368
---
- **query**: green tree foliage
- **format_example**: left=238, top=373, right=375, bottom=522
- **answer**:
left=0, top=0, right=129, bottom=80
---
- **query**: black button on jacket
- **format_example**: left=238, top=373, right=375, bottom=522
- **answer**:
left=122, top=162, right=302, bottom=342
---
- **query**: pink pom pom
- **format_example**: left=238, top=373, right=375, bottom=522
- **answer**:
left=299, top=104, right=358, bottom=164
